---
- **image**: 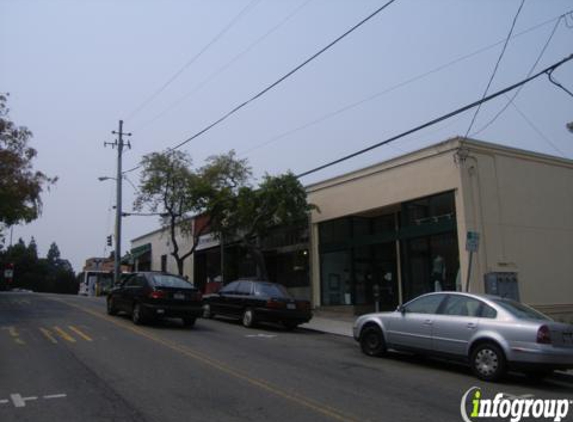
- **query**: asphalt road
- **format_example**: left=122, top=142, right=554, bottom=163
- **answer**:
left=0, top=292, right=571, bottom=422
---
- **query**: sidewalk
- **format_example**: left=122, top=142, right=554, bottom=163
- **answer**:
left=300, top=312, right=355, bottom=337
left=300, top=315, right=354, bottom=337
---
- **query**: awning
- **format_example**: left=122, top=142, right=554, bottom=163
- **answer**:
left=125, top=243, right=152, bottom=264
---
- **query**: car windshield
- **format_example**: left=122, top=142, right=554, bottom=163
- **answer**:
left=253, top=283, right=292, bottom=298
left=151, top=274, right=194, bottom=289
left=491, top=298, right=551, bottom=321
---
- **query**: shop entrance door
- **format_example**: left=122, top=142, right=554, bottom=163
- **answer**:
left=372, top=243, right=398, bottom=311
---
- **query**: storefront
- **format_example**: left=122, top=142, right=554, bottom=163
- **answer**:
left=308, top=137, right=573, bottom=320
left=319, top=191, right=458, bottom=313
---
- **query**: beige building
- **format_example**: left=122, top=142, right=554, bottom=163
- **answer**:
left=130, top=224, right=195, bottom=279
left=307, top=137, right=573, bottom=321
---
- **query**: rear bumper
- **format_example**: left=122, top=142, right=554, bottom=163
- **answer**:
left=508, top=344, right=573, bottom=370
left=142, top=302, right=203, bottom=319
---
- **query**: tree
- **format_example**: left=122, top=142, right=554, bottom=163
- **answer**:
left=47, top=241, right=61, bottom=266
left=134, top=150, right=250, bottom=276
left=0, top=94, right=56, bottom=241
left=216, top=172, right=316, bottom=280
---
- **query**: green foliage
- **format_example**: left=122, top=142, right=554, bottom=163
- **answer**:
left=0, top=94, right=56, bottom=238
left=0, top=238, right=77, bottom=293
left=134, top=149, right=315, bottom=279
left=47, top=241, right=61, bottom=264
left=134, top=150, right=251, bottom=275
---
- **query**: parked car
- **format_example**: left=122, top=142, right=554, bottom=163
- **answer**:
left=106, top=272, right=203, bottom=327
left=353, top=291, right=573, bottom=381
left=202, top=279, right=312, bottom=330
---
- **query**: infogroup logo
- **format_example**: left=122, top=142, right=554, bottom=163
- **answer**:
left=460, top=387, right=571, bottom=422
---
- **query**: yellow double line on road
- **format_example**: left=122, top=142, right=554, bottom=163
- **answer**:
left=52, top=298, right=359, bottom=422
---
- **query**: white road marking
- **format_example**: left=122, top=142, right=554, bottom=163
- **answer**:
left=245, top=333, right=277, bottom=338
left=43, top=394, right=67, bottom=399
left=10, top=394, right=25, bottom=408
left=3, top=392, right=67, bottom=408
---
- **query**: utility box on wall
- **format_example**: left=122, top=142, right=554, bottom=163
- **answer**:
left=484, top=272, right=519, bottom=301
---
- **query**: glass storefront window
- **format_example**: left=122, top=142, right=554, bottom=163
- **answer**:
left=320, top=251, right=351, bottom=305
left=402, top=231, right=459, bottom=301
left=319, top=218, right=351, bottom=244
left=403, top=191, right=455, bottom=227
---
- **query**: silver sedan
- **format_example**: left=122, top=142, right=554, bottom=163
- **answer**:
left=353, top=292, right=573, bottom=381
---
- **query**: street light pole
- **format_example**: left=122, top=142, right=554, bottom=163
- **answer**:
left=105, top=120, right=131, bottom=285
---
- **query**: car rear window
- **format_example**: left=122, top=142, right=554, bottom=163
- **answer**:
left=254, top=283, right=292, bottom=298
left=151, top=274, right=194, bottom=289
left=492, top=299, right=551, bottom=321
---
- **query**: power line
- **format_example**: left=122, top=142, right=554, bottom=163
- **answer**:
left=465, top=0, right=526, bottom=137
left=507, top=97, right=566, bottom=156
left=240, top=10, right=571, bottom=157
left=295, top=54, right=573, bottom=179
left=547, top=69, right=573, bottom=98
left=471, top=13, right=565, bottom=136
left=125, top=0, right=261, bottom=122
left=134, top=0, right=314, bottom=132
left=123, top=0, right=398, bottom=174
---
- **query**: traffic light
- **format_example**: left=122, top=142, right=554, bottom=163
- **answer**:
left=107, top=235, right=112, bottom=247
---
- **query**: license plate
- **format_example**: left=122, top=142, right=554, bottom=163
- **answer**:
left=174, top=293, right=185, bottom=300
left=287, top=303, right=296, bottom=310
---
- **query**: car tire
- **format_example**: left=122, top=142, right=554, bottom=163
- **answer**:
left=242, top=308, right=256, bottom=328
left=202, top=303, right=213, bottom=319
left=470, top=342, right=506, bottom=382
left=183, top=317, right=196, bottom=328
left=360, top=325, right=387, bottom=357
left=106, top=298, right=117, bottom=316
left=132, top=303, right=146, bottom=325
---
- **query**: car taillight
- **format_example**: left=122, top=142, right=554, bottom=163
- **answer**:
left=266, top=299, right=285, bottom=309
left=149, top=290, right=165, bottom=299
left=537, top=325, right=552, bottom=344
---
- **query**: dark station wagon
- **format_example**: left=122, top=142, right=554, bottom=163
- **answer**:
left=106, top=272, right=203, bottom=327
left=202, top=279, right=312, bottom=330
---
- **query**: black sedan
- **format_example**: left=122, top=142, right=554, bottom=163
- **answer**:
left=106, top=272, right=203, bottom=327
left=202, top=279, right=312, bottom=330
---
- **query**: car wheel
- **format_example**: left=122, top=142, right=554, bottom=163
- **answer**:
left=471, top=343, right=506, bottom=382
left=183, top=317, right=196, bottom=328
left=106, top=298, right=117, bottom=316
left=360, top=325, right=387, bottom=357
left=242, top=308, right=256, bottom=328
left=132, top=303, right=146, bottom=325
left=202, top=303, right=213, bottom=319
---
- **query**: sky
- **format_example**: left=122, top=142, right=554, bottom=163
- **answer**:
left=1, top=0, right=572, bottom=273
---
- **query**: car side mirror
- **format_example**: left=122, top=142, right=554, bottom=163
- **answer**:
left=397, top=305, right=406, bottom=314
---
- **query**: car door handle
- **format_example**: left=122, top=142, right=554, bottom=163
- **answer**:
left=467, top=323, right=477, bottom=329
left=423, top=319, right=433, bottom=326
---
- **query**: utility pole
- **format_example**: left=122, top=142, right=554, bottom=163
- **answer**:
left=105, top=120, right=131, bottom=285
